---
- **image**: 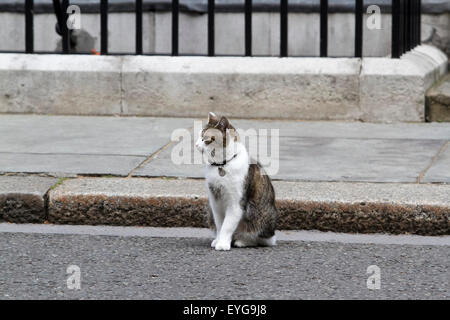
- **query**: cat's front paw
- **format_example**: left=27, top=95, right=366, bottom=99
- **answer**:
left=211, top=239, right=218, bottom=247
left=215, top=241, right=231, bottom=251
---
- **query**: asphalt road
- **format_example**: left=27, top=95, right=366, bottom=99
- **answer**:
left=0, top=227, right=449, bottom=300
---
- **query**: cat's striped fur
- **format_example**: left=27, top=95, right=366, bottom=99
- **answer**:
left=195, top=112, right=278, bottom=250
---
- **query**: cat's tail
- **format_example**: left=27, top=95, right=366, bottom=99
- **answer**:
left=258, top=235, right=276, bottom=247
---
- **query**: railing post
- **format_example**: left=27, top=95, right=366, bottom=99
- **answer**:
left=412, top=0, right=415, bottom=49
left=413, top=0, right=420, bottom=48
left=25, top=0, right=34, bottom=53
left=61, top=0, right=70, bottom=53
left=320, top=0, right=328, bottom=57
left=405, top=0, right=411, bottom=51
left=280, top=0, right=288, bottom=57
left=401, top=0, right=406, bottom=54
left=391, top=0, right=400, bottom=58
left=101, top=0, right=108, bottom=54
left=172, top=0, right=179, bottom=56
left=417, top=0, right=422, bottom=45
left=208, top=0, right=215, bottom=56
left=136, top=0, right=143, bottom=54
left=52, top=0, right=69, bottom=53
left=245, top=0, right=252, bottom=56
left=355, top=0, right=363, bottom=58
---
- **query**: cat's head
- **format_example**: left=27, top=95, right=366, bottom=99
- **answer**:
left=195, top=112, right=239, bottom=160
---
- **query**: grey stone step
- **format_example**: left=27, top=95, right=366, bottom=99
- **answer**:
left=426, top=73, right=450, bottom=122
left=1, top=45, right=447, bottom=122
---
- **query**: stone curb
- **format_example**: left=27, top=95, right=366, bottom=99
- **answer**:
left=0, top=176, right=58, bottom=223
left=0, top=45, right=447, bottom=122
left=43, top=177, right=450, bottom=236
left=1, top=176, right=448, bottom=235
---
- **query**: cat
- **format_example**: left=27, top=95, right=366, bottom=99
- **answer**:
left=195, top=112, right=278, bottom=251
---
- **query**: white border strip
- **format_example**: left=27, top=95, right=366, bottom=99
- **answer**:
left=0, top=223, right=448, bottom=246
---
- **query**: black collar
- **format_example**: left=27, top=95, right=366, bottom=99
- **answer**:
left=209, top=154, right=237, bottom=166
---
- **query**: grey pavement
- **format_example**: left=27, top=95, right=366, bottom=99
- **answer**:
left=0, top=153, right=145, bottom=176
left=0, top=224, right=448, bottom=300
left=0, top=115, right=193, bottom=176
left=0, top=114, right=449, bottom=183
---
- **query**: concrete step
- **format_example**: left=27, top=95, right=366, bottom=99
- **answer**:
left=2, top=176, right=449, bottom=236
left=426, top=73, right=450, bottom=122
left=0, top=45, right=447, bottom=122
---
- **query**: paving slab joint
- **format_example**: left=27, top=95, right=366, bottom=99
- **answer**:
left=417, top=140, right=449, bottom=183
left=43, top=177, right=70, bottom=220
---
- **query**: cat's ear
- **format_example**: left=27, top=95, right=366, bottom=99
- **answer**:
left=208, top=112, right=219, bottom=124
left=216, top=116, right=230, bottom=131
left=219, top=116, right=235, bottom=130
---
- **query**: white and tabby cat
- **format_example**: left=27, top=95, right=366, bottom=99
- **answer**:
left=195, top=112, right=278, bottom=251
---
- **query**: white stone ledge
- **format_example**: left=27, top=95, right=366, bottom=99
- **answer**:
left=0, top=53, right=122, bottom=115
left=0, top=45, right=447, bottom=122
left=0, top=53, right=122, bottom=72
left=360, top=45, right=448, bottom=122
left=122, top=56, right=360, bottom=75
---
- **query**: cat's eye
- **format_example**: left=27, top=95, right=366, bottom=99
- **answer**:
left=204, top=136, right=215, bottom=145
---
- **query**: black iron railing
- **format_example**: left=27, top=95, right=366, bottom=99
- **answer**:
left=208, top=0, right=214, bottom=56
left=25, top=0, right=33, bottom=53
left=20, top=0, right=421, bottom=58
left=392, top=0, right=422, bottom=58
left=280, top=0, right=287, bottom=57
left=136, top=0, right=142, bottom=54
left=52, top=0, right=70, bottom=52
